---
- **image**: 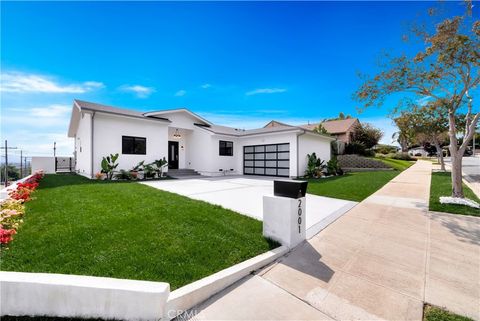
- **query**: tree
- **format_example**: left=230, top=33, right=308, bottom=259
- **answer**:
left=409, top=103, right=450, bottom=170
left=392, top=112, right=416, bottom=152
left=313, top=123, right=329, bottom=135
left=324, top=112, right=353, bottom=122
left=355, top=3, right=479, bottom=198
left=351, top=123, right=383, bottom=149
left=0, top=165, right=19, bottom=182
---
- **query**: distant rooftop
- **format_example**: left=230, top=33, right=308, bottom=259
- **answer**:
left=71, top=100, right=333, bottom=139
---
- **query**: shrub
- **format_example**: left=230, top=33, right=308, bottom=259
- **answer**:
left=101, top=153, right=119, bottom=180
left=305, top=153, right=326, bottom=178
left=345, top=142, right=366, bottom=155
left=115, top=169, right=133, bottom=180
left=375, top=145, right=398, bottom=155
left=0, top=228, right=16, bottom=244
left=326, top=156, right=343, bottom=176
left=362, top=149, right=376, bottom=157
left=1, top=170, right=44, bottom=245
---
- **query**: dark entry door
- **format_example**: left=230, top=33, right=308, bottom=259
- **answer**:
left=168, top=141, right=179, bottom=169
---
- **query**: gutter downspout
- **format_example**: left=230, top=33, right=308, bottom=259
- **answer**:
left=90, top=112, right=96, bottom=179
left=296, top=130, right=307, bottom=178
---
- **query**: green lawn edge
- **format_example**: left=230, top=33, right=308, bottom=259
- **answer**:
left=424, top=305, right=474, bottom=321
left=429, top=171, right=480, bottom=217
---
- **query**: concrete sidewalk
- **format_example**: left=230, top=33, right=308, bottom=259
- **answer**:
left=183, top=161, right=480, bottom=321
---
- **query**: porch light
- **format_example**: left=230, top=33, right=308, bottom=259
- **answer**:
left=173, top=129, right=181, bottom=138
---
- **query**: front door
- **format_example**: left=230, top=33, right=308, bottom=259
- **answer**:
left=168, top=141, right=179, bottom=169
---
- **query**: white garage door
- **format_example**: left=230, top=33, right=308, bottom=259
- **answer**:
left=243, top=143, right=290, bottom=177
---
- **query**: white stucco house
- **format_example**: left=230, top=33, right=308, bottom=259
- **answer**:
left=68, top=100, right=334, bottom=178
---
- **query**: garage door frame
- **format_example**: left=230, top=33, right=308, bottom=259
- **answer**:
left=243, top=143, right=290, bottom=177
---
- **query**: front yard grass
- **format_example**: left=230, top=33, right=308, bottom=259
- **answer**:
left=305, top=157, right=414, bottom=202
left=0, top=174, right=277, bottom=289
left=429, top=171, right=480, bottom=217
left=374, top=157, right=415, bottom=171
left=306, top=171, right=399, bottom=202
left=424, top=305, right=474, bottom=321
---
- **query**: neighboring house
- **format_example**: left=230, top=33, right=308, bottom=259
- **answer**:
left=297, top=118, right=360, bottom=144
left=408, top=147, right=428, bottom=157
left=68, top=100, right=334, bottom=178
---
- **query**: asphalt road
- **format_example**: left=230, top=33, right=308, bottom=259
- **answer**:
left=444, top=156, right=480, bottom=183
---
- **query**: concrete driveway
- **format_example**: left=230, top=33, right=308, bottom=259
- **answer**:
left=141, top=176, right=357, bottom=238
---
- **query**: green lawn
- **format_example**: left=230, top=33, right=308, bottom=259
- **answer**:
left=0, top=174, right=277, bottom=289
left=429, top=171, right=480, bottom=217
left=374, top=157, right=415, bottom=171
left=306, top=171, right=400, bottom=202
left=424, top=305, right=474, bottom=321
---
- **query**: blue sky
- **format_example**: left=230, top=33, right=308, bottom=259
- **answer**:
left=0, top=1, right=467, bottom=159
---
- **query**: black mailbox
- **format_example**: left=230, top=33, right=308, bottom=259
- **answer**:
left=273, top=180, right=308, bottom=199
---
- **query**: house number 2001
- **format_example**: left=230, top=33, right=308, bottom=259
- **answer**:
left=297, top=199, right=302, bottom=234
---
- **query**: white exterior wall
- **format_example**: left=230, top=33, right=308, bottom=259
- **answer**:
left=31, top=157, right=56, bottom=174
left=298, top=133, right=332, bottom=177
left=92, top=113, right=169, bottom=177
left=236, top=132, right=299, bottom=177
left=75, top=112, right=93, bottom=177
left=207, top=135, right=240, bottom=175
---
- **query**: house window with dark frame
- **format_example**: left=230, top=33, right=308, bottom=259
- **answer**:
left=219, top=140, right=233, bottom=156
left=122, top=136, right=146, bottom=155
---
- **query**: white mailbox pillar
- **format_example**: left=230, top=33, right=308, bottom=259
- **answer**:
left=263, top=180, right=307, bottom=248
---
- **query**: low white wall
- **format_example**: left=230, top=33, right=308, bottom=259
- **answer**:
left=166, top=245, right=288, bottom=319
left=0, top=272, right=170, bottom=321
left=31, top=157, right=55, bottom=174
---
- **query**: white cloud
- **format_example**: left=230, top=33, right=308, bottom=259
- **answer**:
left=1, top=104, right=74, bottom=160
left=1, top=130, right=74, bottom=160
left=201, top=84, right=212, bottom=89
left=119, top=85, right=155, bottom=98
left=416, top=96, right=432, bottom=106
left=2, top=104, right=71, bottom=128
left=175, top=89, right=187, bottom=97
left=0, top=72, right=104, bottom=93
left=30, top=104, right=71, bottom=118
left=246, top=88, right=287, bottom=96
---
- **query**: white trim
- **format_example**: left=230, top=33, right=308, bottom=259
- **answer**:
left=166, top=245, right=288, bottom=319
left=144, top=108, right=212, bottom=126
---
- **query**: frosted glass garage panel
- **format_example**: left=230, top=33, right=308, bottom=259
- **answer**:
left=265, top=161, right=277, bottom=167
left=243, top=143, right=290, bottom=177
left=266, top=145, right=277, bottom=152
left=244, top=167, right=254, bottom=174
left=254, top=168, right=265, bottom=175
left=278, top=160, right=289, bottom=168
left=265, top=168, right=277, bottom=175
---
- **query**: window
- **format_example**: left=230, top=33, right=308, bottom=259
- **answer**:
left=122, top=136, right=146, bottom=155
left=219, top=140, right=233, bottom=156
